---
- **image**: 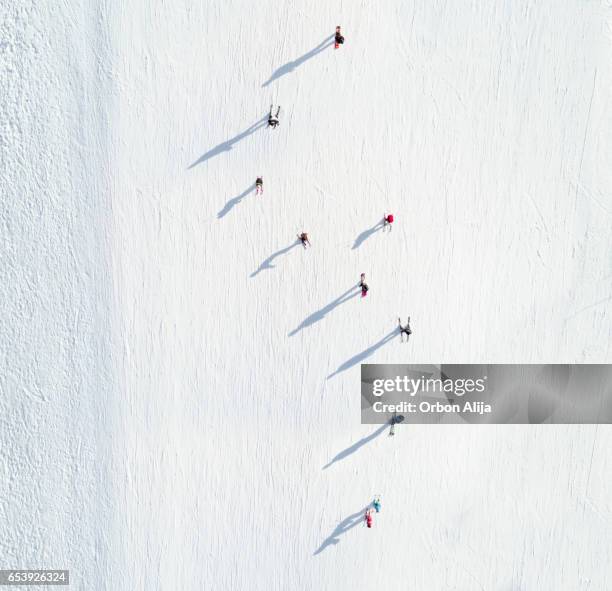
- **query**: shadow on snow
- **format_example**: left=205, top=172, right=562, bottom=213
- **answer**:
left=322, top=424, right=388, bottom=470
left=289, top=286, right=360, bottom=336
left=352, top=219, right=385, bottom=249
left=217, top=185, right=255, bottom=218
left=314, top=506, right=370, bottom=555
left=188, top=116, right=268, bottom=169
left=262, top=35, right=335, bottom=87
left=327, top=329, right=398, bottom=378
left=251, top=240, right=300, bottom=277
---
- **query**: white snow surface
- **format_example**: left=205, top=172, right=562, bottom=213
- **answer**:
left=2, top=1, right=612, bottom=589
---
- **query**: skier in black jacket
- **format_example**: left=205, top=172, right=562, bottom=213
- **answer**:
left=268, top=105, right=280, bottom=128
left=398, top=317, right=412, bottom=342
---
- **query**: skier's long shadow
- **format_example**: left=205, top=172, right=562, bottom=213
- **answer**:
left=314, top=506, right=370, bottom=555
left=289, top=286, right=360, bottom=336
left=322, top=424, right=388, bottom=470
left=251, top=241, right=300, bottom=277
left=218, top=185, right=255, bottom=218
left=262, top=35, right=335, bottom=87
left=327, top=329, right=399, bottom=378
left=352, top=220, right=384, bottom=249
left=188, top=116, right=268, bottom=169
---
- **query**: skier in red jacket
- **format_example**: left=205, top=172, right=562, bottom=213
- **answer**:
left=359, top=273, right=369, bottom=297
left=384, top=213, right=394, bottom=231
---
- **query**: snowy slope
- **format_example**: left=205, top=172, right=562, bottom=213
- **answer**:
left=0, top=0, right=117, bottom=585
left=2, top=0, right=612, bottom=590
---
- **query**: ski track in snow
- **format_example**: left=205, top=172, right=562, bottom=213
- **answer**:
left=2, top=1, right=612, bottom=590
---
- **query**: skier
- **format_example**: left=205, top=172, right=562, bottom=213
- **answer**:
left=365, top=508, right=374, bottom=528
left=298, top=232, right=311, bottom=249
left=268, top=105, right=280, bottom=128
left=398, top=317, right=411, bottom=342
left=389, top=414, right=405, bottom=436
left=256, top=177, right=263, bottom=195
left=373, top=497, right=381, bottom=513
left=359, top=273, right=369, bottom=297
left=335, top=26, right=345, bottom=49
left=384, top=213, right=394, bottom=231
